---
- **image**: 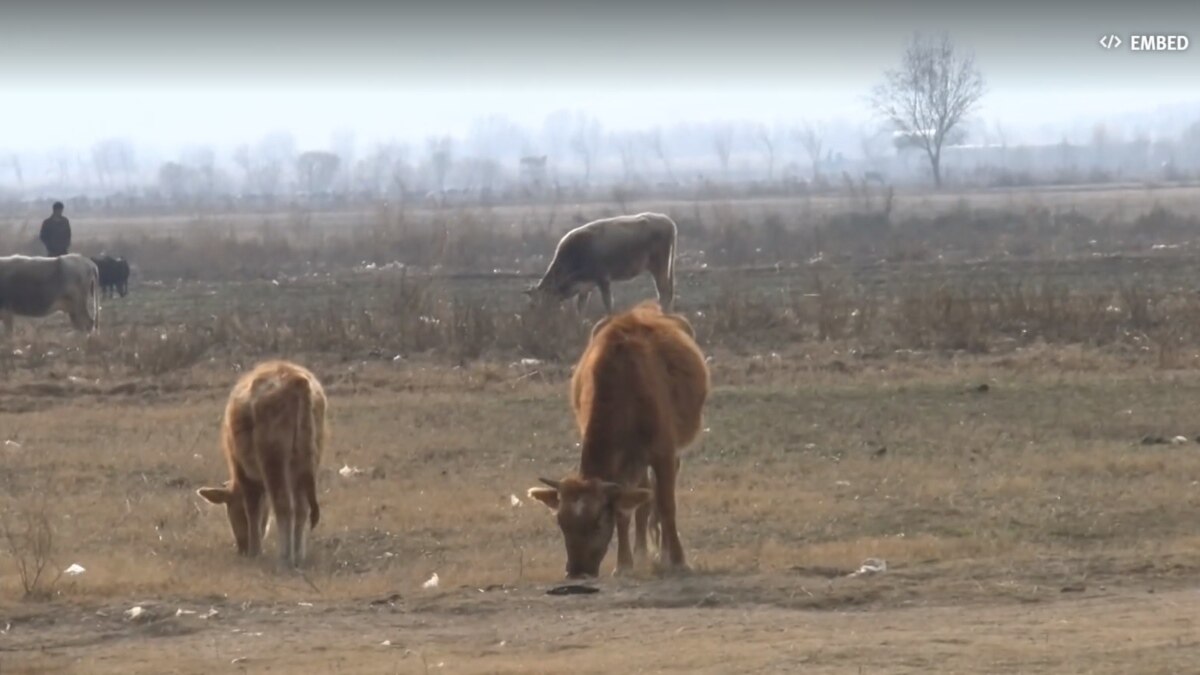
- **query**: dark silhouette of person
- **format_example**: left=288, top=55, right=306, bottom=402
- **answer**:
left=40, top=201, right=71, bottom=257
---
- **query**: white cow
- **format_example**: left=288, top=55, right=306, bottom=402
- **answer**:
left=0, top=254, right=99, bottom=335
left=526, top=212, right=677, bottom=314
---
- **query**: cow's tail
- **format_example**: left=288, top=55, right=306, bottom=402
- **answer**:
left=251, top=370, right=320, bottom=528
left=664, top=215, right=677, bottom=309
left=667, top=219, right=676, bottom=291
left=88, top=265, right=99, bottom=332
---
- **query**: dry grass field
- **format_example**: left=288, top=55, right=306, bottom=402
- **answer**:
left=3, top=187, right=1200, bottom=673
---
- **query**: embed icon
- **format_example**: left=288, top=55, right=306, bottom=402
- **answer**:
left=1130, top=35, right=1189, bottom=51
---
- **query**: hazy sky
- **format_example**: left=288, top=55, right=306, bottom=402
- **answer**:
left=2, top=0, right=1198, bottom=153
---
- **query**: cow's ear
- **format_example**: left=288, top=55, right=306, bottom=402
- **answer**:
left=612, top=488, right=653, bottom=515
left=527, top=487, right=560, bottom=511
left=197, top=486, right=231, bottom=505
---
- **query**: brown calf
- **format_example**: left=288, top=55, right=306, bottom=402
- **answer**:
left=198, top=360, right=327, bottom=568
left=529, top=301, right=709, bottom=578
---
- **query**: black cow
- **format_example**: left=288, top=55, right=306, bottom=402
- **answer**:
left=90, top=255, right=130, bottom=298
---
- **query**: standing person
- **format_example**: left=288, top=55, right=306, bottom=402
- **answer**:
left=40, top=201, right=72, bottom=257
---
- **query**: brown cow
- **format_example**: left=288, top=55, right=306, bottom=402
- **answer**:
left=525, top=212, right=677, bottom=314
left=198, top=360, right=327, bottom=568
left=528, top=301, right=709, bottom=578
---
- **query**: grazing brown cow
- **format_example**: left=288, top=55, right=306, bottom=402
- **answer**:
left=529, top=301, right=709, bottom=578
left=525, top=212, right=677, bottom=314
left=198, top=360, right=327, bottom=568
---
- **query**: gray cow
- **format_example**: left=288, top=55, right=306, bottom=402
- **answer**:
left=526, top=212, right=677, bottom=314
left=0, top=254, right=100, bottom=335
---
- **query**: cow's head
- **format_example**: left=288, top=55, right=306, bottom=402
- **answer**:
left=197, top=482, right=251, bottom=555
left=523, top=280, right=564, bottom=308
left=527, top=476, right=652, bottom=578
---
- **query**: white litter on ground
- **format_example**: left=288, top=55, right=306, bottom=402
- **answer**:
left=63, top=563, right=86, bottom=576
left=848, top=558, right=888, bottom=577
left=423, top=572, right=440, bottom=589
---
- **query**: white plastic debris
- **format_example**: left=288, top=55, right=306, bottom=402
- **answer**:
left=175, top=608, right=196, bottom=617
left=338, top=464, right=364, bottom=478
left=1170, top=435, right=1189, bottom=445
left=509, top=494, right=523, bottom=507
left=519, top=358, right=542, bottom=367
left=3, top=440, right=20, bottom=450
left=63, top=563, right=86, bottom=576
left=422, top=572, right=440, bottom=589
left=848, top=558, right=888, bottom=577
left=200, top=608, right=219, bottom=620
left=124, top=606, right=147, bottom=621
left=381, top=640, right=393, bottom=647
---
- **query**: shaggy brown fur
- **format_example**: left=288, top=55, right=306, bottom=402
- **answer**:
left=198, top=360, right=327, bottom=568
left=529, top=301, right=709, bottom=578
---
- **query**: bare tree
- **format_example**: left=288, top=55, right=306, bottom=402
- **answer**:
left=49, top=149, right=71, bottom=187
left=570, top=114, right=603, bottom=187
left=426, top=136, right=453, bottom=193
left=797, top=122, right=825, bottom=180
left=158, top=162, right=194, bottom=202
left=752, top=124, right=778, bottom=182
left=612, top=132, right=640, bottom=184
left=644, top=127, right=676, bottom=184
left=296, top=151, right=341, bottom=195
left=870, top=31, right=985, bottom=188
left=712, top=124, right=734, bottom=178
left=5, top=153, right=23, bottom=189
left=1091, top=122, right=1108, bottom=169
left=183, top=145, right=217, bottom=198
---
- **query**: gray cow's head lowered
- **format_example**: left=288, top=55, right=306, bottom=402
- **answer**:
left=523, top=275, right=579, bottom=308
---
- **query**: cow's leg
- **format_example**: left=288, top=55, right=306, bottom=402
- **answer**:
left=575, top=290, right=591, bottom=314
left=262, top=458, right=296, bottom=568
left=633, top=469, right=653, bottom=563
left=291, top=471, right=314, bottom=565
left=243, top=479, right=267, bottom=557
left=650, top=248, right=675, bottom=312
left=613, top=507, right=635, bottom=576
left=652, top=451, right=687, bottom=572
left=598, top=279, right=614, bottom=314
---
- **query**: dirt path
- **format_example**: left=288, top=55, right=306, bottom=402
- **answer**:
left=5, top=576, right=1198, bottom=674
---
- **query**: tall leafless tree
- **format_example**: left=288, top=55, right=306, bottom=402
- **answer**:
left=569, top=114, right=603, bottom=187
left=752, top=124, right=778, bottom=182
left=644, top=127, right=676, bottom=184
left=296, top=151, right=341, bottom=195
left=712, top=124, right=734, bottom=178
left=796, top=122, right=825, bottom=180
left=426, top=136, right=453, bottom=193
left=870, top=31, right=985, bottom=188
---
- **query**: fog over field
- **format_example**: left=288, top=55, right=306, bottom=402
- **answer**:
left=1, top=0, right=1198, bottom=197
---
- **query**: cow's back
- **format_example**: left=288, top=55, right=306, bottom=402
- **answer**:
left=573, top=302, right=708, bottom=468
left=0, top=255, right=66, bottom=316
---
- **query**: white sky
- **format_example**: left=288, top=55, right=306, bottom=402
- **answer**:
left=1, top=1, right=1197, bottom=155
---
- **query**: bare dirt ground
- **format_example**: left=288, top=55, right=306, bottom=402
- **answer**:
left=4, top=343, right=1200, bottom=673
left=4, top=188, right=1200, bottom=673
